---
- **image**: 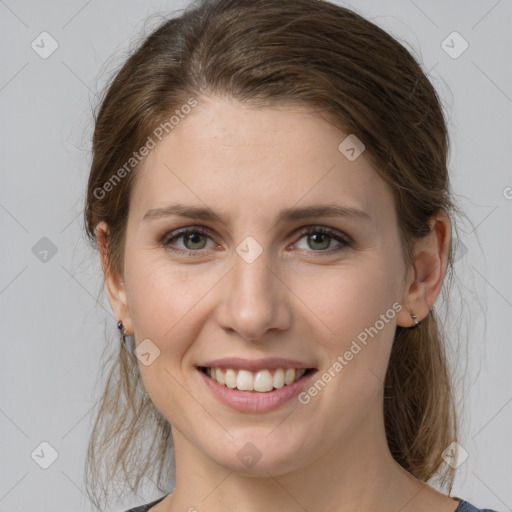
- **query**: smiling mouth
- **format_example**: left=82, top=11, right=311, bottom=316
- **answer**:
left=198, top=366, right=317, bottom=393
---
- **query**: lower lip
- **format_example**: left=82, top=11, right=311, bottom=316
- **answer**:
left=197, top=368, right=317, bottom=413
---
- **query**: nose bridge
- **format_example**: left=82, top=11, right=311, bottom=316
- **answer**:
left=217, top=238, right=289, bottom=340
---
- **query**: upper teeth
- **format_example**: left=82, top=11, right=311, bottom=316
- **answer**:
left=205, top=367, right=307, bottom=392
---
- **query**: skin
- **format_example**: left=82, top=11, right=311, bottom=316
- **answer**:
left=97, top=96, right=458, bottom=512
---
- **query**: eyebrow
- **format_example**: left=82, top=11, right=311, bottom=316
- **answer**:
left=142, top=203, right=372, bottom=224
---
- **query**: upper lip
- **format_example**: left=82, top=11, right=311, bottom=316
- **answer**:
left=198, top=357, right=316, bottom=372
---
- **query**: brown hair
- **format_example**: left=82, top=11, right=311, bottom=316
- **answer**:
left=83, top=0, right=461, bottom=507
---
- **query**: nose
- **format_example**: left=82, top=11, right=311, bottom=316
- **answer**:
left=215, top=246, right=292, bottom=342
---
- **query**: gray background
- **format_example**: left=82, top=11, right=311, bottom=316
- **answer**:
left=1, top=0, right=511, bottom=511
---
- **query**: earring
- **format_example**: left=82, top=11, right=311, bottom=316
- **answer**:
left=409, top=314, right=421, bottom=329
left=117, top=320, right=135, bottom=350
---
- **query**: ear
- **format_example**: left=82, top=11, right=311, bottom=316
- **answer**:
left=95, top=221, right=133, bottom=335
left=396, top=210, right=451, bottom=328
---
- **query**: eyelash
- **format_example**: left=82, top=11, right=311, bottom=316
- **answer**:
left=161, top=225, right=352, bottom=257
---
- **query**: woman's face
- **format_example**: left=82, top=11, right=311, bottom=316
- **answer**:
left=109, top=96, right=415, bottom=475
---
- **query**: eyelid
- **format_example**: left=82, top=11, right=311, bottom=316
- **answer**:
left=161, top=224, right=352, bottom=255
left=162, top=226, right=217, bottom=251
left=292, top=224, right=352, bottom=244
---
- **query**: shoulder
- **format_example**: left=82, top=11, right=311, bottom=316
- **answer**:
left=456, top=500, right=501, bottom=512
left=123, top=494, right=168, bottom=512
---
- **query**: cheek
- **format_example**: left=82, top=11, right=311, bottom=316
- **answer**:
left=124, top=255, right=225, bottom=395
left=296, top=261, right=398, bottom=336
left=126, top=252, right=217, bottom=339
left=124, top=257, right=210, bottom=424
left=298, top=256, right=402, bottom=380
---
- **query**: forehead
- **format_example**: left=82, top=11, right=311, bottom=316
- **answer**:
left=130, top=96, right=395, bottom=227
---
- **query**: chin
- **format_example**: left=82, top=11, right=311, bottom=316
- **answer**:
left=203, top=433, right=310, bottom=477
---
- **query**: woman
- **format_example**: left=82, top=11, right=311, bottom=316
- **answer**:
left=83, top=0, right=500, bottom=511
